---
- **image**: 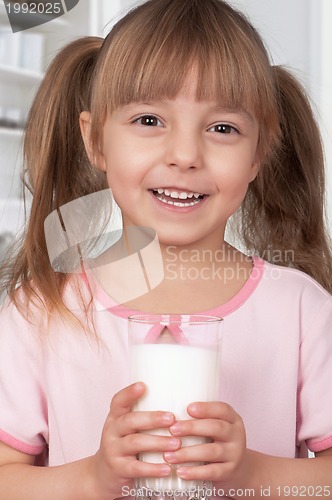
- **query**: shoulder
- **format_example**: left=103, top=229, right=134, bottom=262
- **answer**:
left=259, top=259, right=330, bottom=300
left=257, top=259, right=331, bottom=325
left=0, top=295, right=43, bottom=364
left=0, top=292, right=35, bottom=329
left=0, top=274, right=91, bottom=333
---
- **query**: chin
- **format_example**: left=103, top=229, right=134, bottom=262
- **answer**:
left=156, top=232, right=205, bottom=248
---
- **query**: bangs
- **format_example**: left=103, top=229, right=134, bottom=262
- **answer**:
left=91, top=0, right=280, bottom=152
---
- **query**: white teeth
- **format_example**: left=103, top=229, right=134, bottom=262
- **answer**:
left=153, top=188, right=203, bottom=199
left=151, top=188, right=206, bottom=207
left=179, top=192, right=194, bottom=199
left=158, top=198, right=201, bottom=207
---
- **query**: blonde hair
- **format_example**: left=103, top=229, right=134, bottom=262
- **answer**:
left=1, top=0, right=331, bottom=317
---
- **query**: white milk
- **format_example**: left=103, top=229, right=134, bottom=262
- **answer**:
left=130, top=343, right=219, bottom=491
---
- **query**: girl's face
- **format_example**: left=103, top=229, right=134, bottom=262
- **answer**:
left=85, top=80, right=260, bottom=248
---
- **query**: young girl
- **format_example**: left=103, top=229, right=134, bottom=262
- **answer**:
left=0, top=0, right=331, bottom=498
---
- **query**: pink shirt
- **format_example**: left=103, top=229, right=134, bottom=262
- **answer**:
left=0, top=258, right=332, bottom=475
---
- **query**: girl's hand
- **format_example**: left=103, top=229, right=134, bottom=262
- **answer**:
left=165, top=402, right=246, bottom=484
left=89, top=382, right=181, bottom=499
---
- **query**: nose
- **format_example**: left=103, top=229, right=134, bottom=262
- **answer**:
left=165, top=127, right=202, bottom=170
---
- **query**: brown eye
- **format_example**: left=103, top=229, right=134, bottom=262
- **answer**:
left=213, top=124, right=236, bottom=134
left=136, top=115, right=162, bottom=127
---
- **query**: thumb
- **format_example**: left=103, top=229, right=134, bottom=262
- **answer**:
left=109, top=382, right=146, bottom=418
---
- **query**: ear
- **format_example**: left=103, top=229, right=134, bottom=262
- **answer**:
left=249, top=150, right=261, bottom=183
left=79, top=111, right=106, bottom=172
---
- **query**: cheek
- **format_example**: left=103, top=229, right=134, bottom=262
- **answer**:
left=218, top=166, right=252, bottom=194
left=214, top=166, right=254, bottom=215
left=102, top=148, right=128, bottom=187
left=103, top=153, right=143, bottom=208
left=105, top=149, right=152, bottom=198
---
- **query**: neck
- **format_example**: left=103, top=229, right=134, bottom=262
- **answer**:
left=87, top=229, right=253, bottom=314
left=159, top=238, right=250, bottom=280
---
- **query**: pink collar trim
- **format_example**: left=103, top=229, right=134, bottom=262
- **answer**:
left=82, top=256, right=265, bottom=319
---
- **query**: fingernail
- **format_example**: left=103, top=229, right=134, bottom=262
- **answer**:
left=176, top=467, right=187, bottom=478
left=160, top=464, right=171, bottom=476
left=168, top=437, right=180, bottom=448
left=169, top=422, right=181, bottom=434
left=162, top=412, right=174, bottom=423
left=164, top=452, right=176, bottom=463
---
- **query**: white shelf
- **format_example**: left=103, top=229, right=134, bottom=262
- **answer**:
left=0, top=0, right=124, bottom=220
left=0, top=126, right=23, bottom=138
left=0, top=198, right=25, bottom=233
left=0, top=63, right=43, bottom=85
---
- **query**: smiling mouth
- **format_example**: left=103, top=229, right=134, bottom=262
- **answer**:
left=150, top=188, right=207, bottom=207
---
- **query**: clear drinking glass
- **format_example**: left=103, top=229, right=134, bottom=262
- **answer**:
left=128, top=314, right=223, bottom=500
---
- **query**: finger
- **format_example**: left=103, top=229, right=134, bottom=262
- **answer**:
left=109, top=382, right=146, bottom=418
left=163, top=441, right=227, bottom=465
left=118, top=456, right=171, bottom=480
left=114, top=410, right=175, bottom=437
left=122, top=434, right=181, bottom=455
left=186, top=402, right=238, bottom=423
left=169, top=418, right=232, bottom=441
left=176, top=462, right=233, bottom=482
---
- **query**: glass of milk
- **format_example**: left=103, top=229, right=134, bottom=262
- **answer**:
left=128, top=314, right=223, bottom=500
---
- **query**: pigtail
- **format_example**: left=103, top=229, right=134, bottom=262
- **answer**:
left=1, top=37, right=107, bottom=314
left=241, top=66, right=332, bottom=292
